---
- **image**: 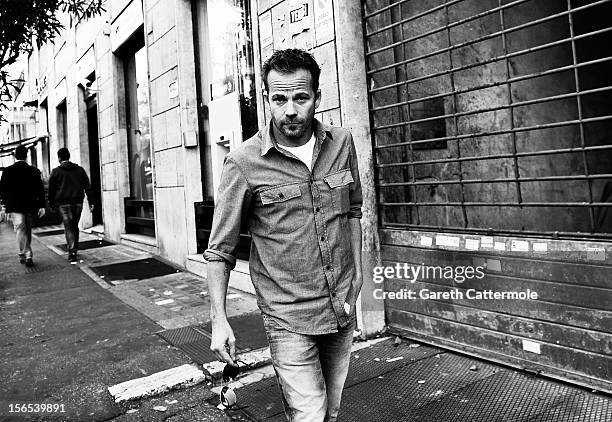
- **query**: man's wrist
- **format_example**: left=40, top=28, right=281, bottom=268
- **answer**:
left=211, top=313, right=229, bottom=324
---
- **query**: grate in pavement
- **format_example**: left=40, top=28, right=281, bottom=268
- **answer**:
left=157, top=326, right=218, bottom=364
left=221, top=338, right=612, bottom=422
left=229, top=339, right=443, bottom=421
left=200, top=312, right=268, bottom=352
left=209, top=375, right=285, bottom=421
left=24, top=263, right=67, bottom=273
left=56, top=239, right=113, bottom=252
left=35, top=229, right=65, bottom=237
left=158, top=314, right=269, bottom=366
left=91, top=258, right=181, bottom=283
left=527, top=391, right=612, bottom=422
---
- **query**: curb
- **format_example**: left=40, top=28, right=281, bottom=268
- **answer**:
left=108, top=364, right=207, bottom=403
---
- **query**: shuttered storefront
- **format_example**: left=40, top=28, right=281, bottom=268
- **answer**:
left=363, top=0, right=612, bottom=392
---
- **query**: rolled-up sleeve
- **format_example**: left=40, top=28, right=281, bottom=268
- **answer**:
left=347, top=133, right=363, bottom=219
left=204, top=156, right=252, bottom=269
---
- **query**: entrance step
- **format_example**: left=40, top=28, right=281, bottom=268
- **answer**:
left=187, top=254, right=255, bottom=295
left=120, top=233, right=158, bottom=254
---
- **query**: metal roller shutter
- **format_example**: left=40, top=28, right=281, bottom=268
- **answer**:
left=363, top=0, right=612, bottom=392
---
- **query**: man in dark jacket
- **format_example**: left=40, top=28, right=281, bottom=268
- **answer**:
left=0, top=145, right=46, bottom=266
left=48, top=148, right=93, bottom=262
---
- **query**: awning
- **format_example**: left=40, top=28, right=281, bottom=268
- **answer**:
left=0, top=135, right=48, bottom=158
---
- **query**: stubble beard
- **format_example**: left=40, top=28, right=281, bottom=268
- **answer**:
left=280, top=122, right=306, bottom=139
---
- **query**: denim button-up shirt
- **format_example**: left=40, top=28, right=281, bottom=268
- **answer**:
left=204, top=119, right=363, bottom=335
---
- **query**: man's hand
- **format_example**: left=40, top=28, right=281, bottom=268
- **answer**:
left=344, top=275, right=362, bottom=315
left=210, top=317, right=237, bottom=365
left=37, top=208, right=46, bottom=218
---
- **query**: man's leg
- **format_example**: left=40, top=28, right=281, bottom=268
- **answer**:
left=317, top=318, right=356, bottom=422
left=11, top=213, right=31, bottom=262
left=58, top=205, right=76, bottom=258
left=264, top=317, right=328, bottom=421
left=71, top=204, right=83, bottom=254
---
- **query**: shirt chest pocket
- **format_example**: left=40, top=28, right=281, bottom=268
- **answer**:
left=323, top=169, right=353, bottom=215
left=258, top=183, right=307, bottom=233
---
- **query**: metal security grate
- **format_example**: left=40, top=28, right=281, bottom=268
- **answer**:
left=363, top=0, right=612, bottom=238
left=157, top=326, right=219, bottom=364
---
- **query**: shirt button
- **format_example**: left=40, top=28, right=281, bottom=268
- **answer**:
left=325, top=265, right=331, bottom=270
left=320, top=236, right=325, bottom=241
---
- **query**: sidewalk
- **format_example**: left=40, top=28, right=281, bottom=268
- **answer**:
left=1, top=222, right=610, bottom=421
left=0, top=223, right=231, bottom=422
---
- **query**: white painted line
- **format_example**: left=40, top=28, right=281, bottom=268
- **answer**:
left=108, top=364, right=206, bottom=403
left=155, top=299, right=175, bottom=305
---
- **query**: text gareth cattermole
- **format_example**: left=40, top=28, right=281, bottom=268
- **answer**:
left=373, top=263, right=485, bottom=284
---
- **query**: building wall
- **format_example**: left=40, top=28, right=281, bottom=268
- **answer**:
left=12, top=0, right=204, bottom=262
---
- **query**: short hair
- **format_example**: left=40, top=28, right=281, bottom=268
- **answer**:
left=14, top=145, right=28, bottom=160
left=262, top=49, right=321, bottom=93
left=58, top=147, right=70, bottom=161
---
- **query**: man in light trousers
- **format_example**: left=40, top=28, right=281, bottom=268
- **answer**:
left=205, top=49, right=363, bottom=421
left=0, top=145, right=46, bottom=267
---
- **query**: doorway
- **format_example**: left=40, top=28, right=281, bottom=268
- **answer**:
left=86, top=96, right=103, bottom=226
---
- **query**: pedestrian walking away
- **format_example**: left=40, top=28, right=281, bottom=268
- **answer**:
left=0, top=145, right=46, bottom=267
left=48, top=147, right=94, bottom=263
left=205, top=48, right=364, bottom=422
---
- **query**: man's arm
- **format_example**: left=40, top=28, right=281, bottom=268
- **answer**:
left=346, top=218, right=363, bottom=313
left=34, top=170, right=46, bottom=218
left=47, top=170, right=57, bottom=209
left=204, top=156, right=252, bottom=365
left=208, top=260, right=236, bottom=364
left=345, top=131, right=364, bottom=313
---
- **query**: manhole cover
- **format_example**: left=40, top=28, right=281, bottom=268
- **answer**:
left=91, top=258, right=181, bottom=283
left=157, top=326, right=217, bottom=364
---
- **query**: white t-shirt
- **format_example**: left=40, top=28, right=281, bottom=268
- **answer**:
left=280, top=133, right=316, bottom=171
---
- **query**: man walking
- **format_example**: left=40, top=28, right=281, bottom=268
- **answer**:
left=48, top=148, right=93, bottom=262
left=0, top=145, right=46, bottom=267
left=205, top=49, right=363, bottom=421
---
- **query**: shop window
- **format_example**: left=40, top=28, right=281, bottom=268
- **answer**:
left=122, top=32, right=155, bottom=236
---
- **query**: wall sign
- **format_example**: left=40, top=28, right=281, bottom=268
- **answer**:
left=289, top=3, right=309, bottom=23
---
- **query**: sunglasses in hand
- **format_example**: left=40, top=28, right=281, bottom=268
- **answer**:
left=220, top=359, right=254, bottom=409
left=222, top=359, right=254, bottom=382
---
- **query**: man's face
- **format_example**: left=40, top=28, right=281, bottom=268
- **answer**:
left=265, top=68, right=321, bottom=141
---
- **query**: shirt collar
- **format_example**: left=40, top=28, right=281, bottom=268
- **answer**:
left=261, top=118, right=332, bottom=156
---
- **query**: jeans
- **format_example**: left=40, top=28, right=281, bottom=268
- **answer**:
left=11, top=213, right=33, bottom=259
left=263, top=315, right=356, bottom=422
left=58, top=204, right=83, bottom=255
